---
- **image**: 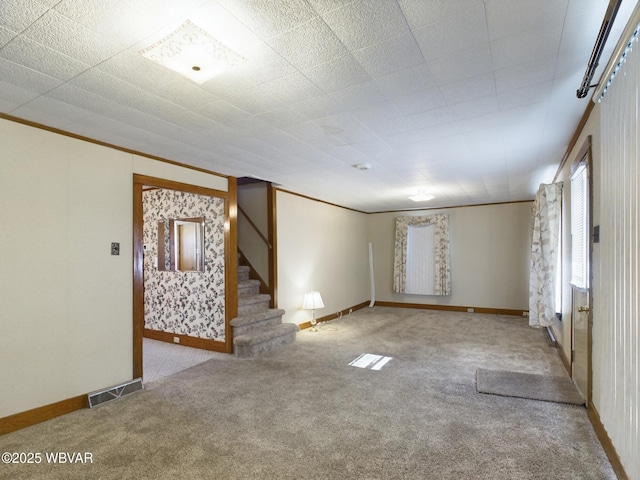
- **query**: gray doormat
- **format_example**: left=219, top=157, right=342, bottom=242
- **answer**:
left=476, top=369, right=585, bottom=405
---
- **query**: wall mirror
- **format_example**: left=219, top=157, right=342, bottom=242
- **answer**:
left=158, top=217, right=205, bottom=272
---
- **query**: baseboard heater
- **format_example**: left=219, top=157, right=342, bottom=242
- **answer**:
left=544, top=327, right=558, bottom=348
left=88, top=378, right=143, bottom=408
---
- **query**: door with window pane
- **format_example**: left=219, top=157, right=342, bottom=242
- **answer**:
left=570, top=151, right=591, bottom=402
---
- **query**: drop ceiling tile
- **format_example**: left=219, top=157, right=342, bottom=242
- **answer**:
left=373, top=62, right=436, bottom=99
left=45, top=83, right=139, bottom=120
left=413, top=3, right=488, bottom=61
left=216, top=0, right=318, bottom=39
left=211, top=43, right=297, bottom=92
left=226, top=116, right=271, bottom=136
left=291, top=94, right=345, bottom=120
left=196, top=99, right=252, bottom=125
left=449, top=94, right=499, bottom=121
left=227, top=72, right=324, bottom=115
left=321, top=0, right=409, bottom=51
left=490, top=27, right=562, bottom=71
left=398, top=0, right=484, bottom=29
left=0, top=80, right=41, bottom=112
left=306, top=0, right=355, bottom=15
left=283, top=120, right=345, bottom=149
left=68, top=69, right=148, bottom=107
left=0, top=0, right=51, bottom=32
left=484, top=0, right=567, bottom=41
left=406, top=106, right=453, bottom=130
left=352, top=31, right=425, bottom=78
left=0, top=56, right=63, bottom=94
left=327, top=80, right=387, bottom=113
left=313, top=112, right=376, bottom=144
left=21, top=10, right=122, bottom=65
left=1, top=35, right=90, bottom=81
left=256, top=106, right=310, bottom=129
left=96, top=50, right=176, bottom=91
left=148, top=78, right=219, bottom=110
left=392, top=88, right=446, bottom=116
left=303, top=54, right=371, bottom=94
left=52, top=0, right=146, bottom=45
left=439, top=72, right=496, bottom=105
left=318, top=144, right=372, bottom=164
left=493, top=58, right=557, bottom=93
left=350, top=138, right=398, bottom=159
left=13, top=95, right=89, bottom=124
left=427, top=44, right=492, bottom=84
left=267, top=16, right=349, bottom=70
left=0, top=26, right=17, bottom=48
left=253, top=129, right=314, bottom=156
left=497, top=80, right=553, bottom=110
left=169, top=111, right=222, bottom=133
left=353, top=99, right=412, bottom=136
left=11, top=102, right=75, bottom=129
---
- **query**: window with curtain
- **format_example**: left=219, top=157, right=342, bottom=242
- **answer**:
left=393, top=214, right=451, bottom=296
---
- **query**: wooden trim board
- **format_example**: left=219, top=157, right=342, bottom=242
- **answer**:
left=144, top=329, right=228, bottom=353
left=0, top=395, right=88, bottom=436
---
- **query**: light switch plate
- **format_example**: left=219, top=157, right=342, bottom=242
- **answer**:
left=111, top=242, right=120, bottom=255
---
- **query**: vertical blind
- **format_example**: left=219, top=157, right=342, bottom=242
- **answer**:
left=405, top=224, right=436, bottom=295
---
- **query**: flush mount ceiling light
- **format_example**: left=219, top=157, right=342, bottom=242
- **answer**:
left=409, top=191, right=435, bottom=202
left=139, top=20, right=247, bottom=84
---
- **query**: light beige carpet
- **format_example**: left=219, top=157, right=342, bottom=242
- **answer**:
left=1, top=308, right=615, bottom=480
left=476, top=368, right=585, bottom=405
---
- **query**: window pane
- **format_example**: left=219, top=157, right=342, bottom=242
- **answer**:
left=570, top=163, right=588, bottom=289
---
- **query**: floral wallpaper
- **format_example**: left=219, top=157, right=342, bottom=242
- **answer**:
left=143, top=188, right=226, bottom=341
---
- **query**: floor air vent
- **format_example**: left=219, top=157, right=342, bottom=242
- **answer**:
left=88, top=378, right=143, bottom=408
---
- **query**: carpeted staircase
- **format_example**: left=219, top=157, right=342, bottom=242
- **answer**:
left=230, top=265, right=298, bottom=357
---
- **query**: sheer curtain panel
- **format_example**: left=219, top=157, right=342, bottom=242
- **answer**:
left=529, top=182, right=562, bottom=327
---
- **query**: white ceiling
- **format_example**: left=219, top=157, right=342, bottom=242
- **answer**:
left=0, top=0, right=636, bottom=212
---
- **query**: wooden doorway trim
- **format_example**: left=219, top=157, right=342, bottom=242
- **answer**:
left=132, top=174, right=237, bottom=379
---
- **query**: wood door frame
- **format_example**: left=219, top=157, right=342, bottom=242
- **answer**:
left=132, top=174, right=237, bottom=379
left=569, top=136, right=594, bottom=403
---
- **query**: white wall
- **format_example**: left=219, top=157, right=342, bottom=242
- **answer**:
left=367, top=202, right=532, bottom=311
left=276, top=191, right=369, bottom=325
left=553, top=106, right=601, bottom=354
left=0, top=119, right=226, bottom=418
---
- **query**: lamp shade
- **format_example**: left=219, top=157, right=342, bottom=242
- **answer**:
left=302, top=291, right=324, bottom=310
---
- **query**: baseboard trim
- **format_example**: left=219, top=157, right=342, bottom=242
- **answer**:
left=143, top=329, right=228, bottom=353
left=374, top=301, right=526, bottom=317
left=587, top=403, right=629, bottom=480
left=299, top=301, right=370, bottom=330
left=298, top=301, right=527, bottom=330
left=555, top=334, right=572, bottom=375
left=0, top=394, right=88, bottom=436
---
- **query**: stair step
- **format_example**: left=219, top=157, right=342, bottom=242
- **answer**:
left=238, top=279, right=261, bottom=297
left=238, top=265, right=250, bottom=281
left=231, top=309, right=286, bottom=336
left=238, top=294, right=271, bottom=315
left=234, top=323, right=299, bottom=358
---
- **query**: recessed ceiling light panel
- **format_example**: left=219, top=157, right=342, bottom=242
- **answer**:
left=139, top=20, right=247, bottom=84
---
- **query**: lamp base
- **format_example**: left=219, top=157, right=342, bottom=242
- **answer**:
left=309, top=326, right=317, bottom=332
